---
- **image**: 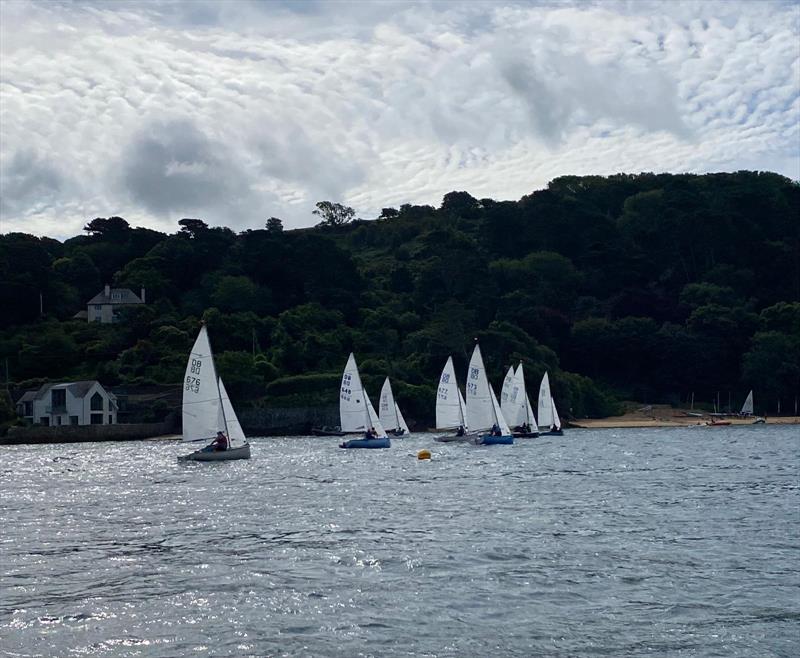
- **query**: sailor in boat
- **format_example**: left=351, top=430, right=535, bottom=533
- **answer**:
left=204, top=430, right=229, bottom=452
left=364, top=427, right=378, bottom=440
left=456, top=425, right=465, bottom=437
left=491, top=423, right=502, bottom=437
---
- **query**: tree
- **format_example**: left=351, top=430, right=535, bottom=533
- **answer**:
left=313, top=201, right=355, bottom=227
left=83, top=216, right=131, bottom=242
left=266, top=216, right=284, bottom=233
left=178, top=218, right=208, bottom=238
left=379, top=207, right=399, bottom=220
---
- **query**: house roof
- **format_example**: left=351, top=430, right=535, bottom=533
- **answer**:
left=29, top=381, right=116, bottom=401
left=16, top=390, right=37, bottom=404
left=87, top=288, right=143, bottom=305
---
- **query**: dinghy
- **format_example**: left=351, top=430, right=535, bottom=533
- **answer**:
left=434, top=356, right=469, bottom=442
left=500, top=362, right=539, bottom=438
left=537, top=371, right=563, bottom=436
left=739, top=390, right=754, bottom=417
left=339, top=353, right=391, bottom=449
left=379, top=377, right=410, bottom=436
left=464, top=344, right=513, bottom=445
left=178, top=325, right=251, bottom=461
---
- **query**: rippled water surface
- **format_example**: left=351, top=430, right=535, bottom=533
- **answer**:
left=1, top=426, right=798, bottom=657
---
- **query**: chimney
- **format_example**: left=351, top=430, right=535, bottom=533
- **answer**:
left=104, top=283, right=110, bottom=298
left=140, top=288, right=146, bottom=303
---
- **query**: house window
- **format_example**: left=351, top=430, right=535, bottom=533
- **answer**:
left=52, top=389, right=66, bottom=410
left=94, top=305, right=102, bottom=310
left=90, top=413, right=103, bottom=425
left=23, top=401, right=32, bottom=416
left=70, top=416, right=79, bottom=425
left=56, top=416, right=62, bottom=425
left=90, top=392, right=104, bottom=411
left=40, top=417, right=50, bottom=426
left=108, top=414, right=113, bottom=424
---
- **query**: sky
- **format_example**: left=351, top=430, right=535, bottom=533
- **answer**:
left=1, top=0, right=798, bottom=239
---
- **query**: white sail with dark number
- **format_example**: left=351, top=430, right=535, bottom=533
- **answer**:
left=182, top=326, right=222, bottom=442
left=537, top=371, right=554, bottom=430
left=740, top=390, right=754, bottom=416
left=379, top=377, right=408, bottom=433
left=436, top=356, right=467, bottom=430
left=340, top=353, right=370, bottom=433
left=465, top=344, right=508, bottom=434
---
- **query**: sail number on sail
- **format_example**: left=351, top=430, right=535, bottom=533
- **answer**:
left=185, top=358, right=202, bottom=394
left=341, top=373, right=353, bottom=402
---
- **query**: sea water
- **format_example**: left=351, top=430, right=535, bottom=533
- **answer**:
left=1, top=426, right=798, bottom=657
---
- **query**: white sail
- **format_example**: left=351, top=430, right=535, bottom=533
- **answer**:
left=218, top=377, right=246, bottom=448
left=490, top=386, right=511, bottom=436
left=551, top=399, right=561, bottom=430
left=515, top=363, right=537, bottom=428
left=379, top=377, right=403, bottom=431
left=436, top=356, right=467, bottom=430
left=537, top=371, right=554, bottom=429
left=465, top=344, right=506, bottom=433
left=364, top=391, right=388, bottom=438
left=500, top=366, right=519, bottom=427
left=182, top=326, right=222, bottom=442
left=339, top=353, right=371, bottom=433
left=395, top=403, right=410, bottom=433
left=740, top=390, right=754, bottom=415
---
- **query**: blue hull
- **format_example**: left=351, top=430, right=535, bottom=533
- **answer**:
left=478, top=434, right=514, bottom=445
left=339, top=437, right=391, bottom=449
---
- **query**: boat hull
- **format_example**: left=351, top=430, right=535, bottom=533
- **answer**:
left=388, top=428, right=406, bottom=437
left=468, top=433, right=514, bottom=445
left=512, top=431, right=539, bottom=438
left=179, top=444, right=251, bottom=461
left=339, top=437, right=391, bottom=449
left=539, top=428, right=564, bottom=436
left=311, top=427, right=345, bottom=436
left=434, top=433, right=468, bottom=443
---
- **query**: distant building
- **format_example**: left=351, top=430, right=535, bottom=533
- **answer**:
left=16, top=381, right=118, bottom=426
left=87, top=284, right=145, bottom=323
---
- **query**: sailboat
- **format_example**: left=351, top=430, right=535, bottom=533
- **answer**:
left=464, top=343, right=513, bottom=445
left=740, top=390, right=754, bottom=416
left=537, top=371, right=564, bottom=436
left=338, top=353, right=391, bottom=449
left=379, top=377, right=410, bottom=436
left=178, top=325, right=251, bottom=461
left=500, top=362, right=539, bottom=438
left=434, top=356, right=469, bottom=442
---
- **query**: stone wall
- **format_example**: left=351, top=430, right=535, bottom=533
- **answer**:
left=238, top=405, right=339, bottom=435
left=1, top=418, right=176, bottom=445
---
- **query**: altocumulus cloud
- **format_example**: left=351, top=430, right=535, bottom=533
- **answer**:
left=0, top=0, right=797, bottom=238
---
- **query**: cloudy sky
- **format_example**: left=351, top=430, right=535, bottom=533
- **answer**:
left=1, top=0, right=798, bottom=239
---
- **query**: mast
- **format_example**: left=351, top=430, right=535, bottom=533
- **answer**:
left=205, top=323, right=229, bottom=437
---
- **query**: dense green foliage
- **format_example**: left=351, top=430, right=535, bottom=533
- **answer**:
left=1, top=171, right=798, bottom=422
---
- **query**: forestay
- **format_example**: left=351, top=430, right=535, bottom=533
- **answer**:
left=436, top=356, right=467, bottom=430
left=182, top=326, right=222, bottom=443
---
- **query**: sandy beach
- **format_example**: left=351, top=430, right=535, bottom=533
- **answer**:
left=570, top=405, right=800, bottom=429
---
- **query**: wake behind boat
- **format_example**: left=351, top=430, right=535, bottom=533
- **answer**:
left=178, top=325, right=251, bottom=462
left=338, top=353, right=391, bottom=449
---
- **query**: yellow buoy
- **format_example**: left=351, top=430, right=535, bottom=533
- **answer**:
left=417, top=449, right=431, bottom=460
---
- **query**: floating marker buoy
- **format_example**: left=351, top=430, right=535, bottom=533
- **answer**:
left=417, top=449, right=431, bottom=460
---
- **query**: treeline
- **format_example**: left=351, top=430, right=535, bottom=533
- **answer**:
left=1, top=171, right=798, bottom=424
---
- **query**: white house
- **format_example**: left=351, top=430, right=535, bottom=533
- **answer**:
left=16, top=381, right=118, bottom=426
left=87, top=284, right=145, bottom=323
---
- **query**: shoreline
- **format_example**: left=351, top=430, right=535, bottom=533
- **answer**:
left=570, top=415, right=800, bottom=429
